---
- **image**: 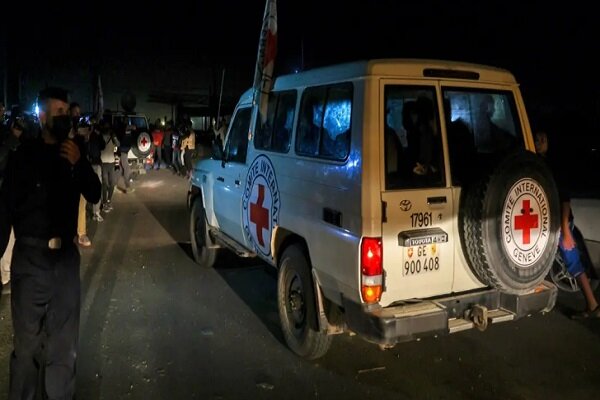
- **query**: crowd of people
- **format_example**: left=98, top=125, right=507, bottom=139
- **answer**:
left=67, top=108, right=206, bottom=246
left=148, top=118, right=202, bottom=179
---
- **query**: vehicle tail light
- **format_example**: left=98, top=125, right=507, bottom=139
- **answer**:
left=361, top=237, right=383, bottom=303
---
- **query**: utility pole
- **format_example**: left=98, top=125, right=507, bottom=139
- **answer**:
left=2, top=32, right=6, bottom=106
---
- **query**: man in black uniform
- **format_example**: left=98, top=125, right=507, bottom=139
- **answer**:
left=0, top=87, right=101, bottom=399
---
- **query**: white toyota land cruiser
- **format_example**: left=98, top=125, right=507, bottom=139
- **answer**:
left=188, top=59, right=560, bottom=359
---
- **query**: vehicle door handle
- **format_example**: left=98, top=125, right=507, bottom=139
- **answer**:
left=235, top=179, right=241, bottom=185
left=217, top=177, right=225, bottom=182
left=427, top=196, right=447, bottom=205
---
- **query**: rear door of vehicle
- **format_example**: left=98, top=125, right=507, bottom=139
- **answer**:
left=379, top=80, right=455, bottom=302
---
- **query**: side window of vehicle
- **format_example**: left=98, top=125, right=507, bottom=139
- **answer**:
left=224, top=107, right=252, bottom=164
left=296, top=83, right=352, bottom=161
left=384, top=85, right=445, bottom=190
left=254, top=90, right=296, bottom=153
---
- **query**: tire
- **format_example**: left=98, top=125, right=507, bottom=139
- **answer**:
left=131, top=131, right=154, bottom=159
left=459, top=151, right=560, bottom=294
left=277, top=244, right=332, bottom=360
left=190, top=199, right=217, bottom=268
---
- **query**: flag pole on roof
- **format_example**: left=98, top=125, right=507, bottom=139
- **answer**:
left=252, top=0, right=277, bottom=126
left=94, top=74, right=104, bottom=119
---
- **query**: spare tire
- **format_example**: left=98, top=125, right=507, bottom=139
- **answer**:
left=131, top=131, right=154, bottom=159
left=459, top=151, right=560, bottom=294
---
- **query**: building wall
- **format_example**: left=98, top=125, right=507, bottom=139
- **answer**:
left=8, top=55, right=248, bottom=125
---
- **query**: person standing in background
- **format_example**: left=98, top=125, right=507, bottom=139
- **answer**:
left=535, top=130, right=600, bottom=319
left=70, top=103, right=92, bottom=247
left=151, top=119, right=164, bottom=170
left=100, top=120, right=118, bottom=213
left=0, top=102, right=23, bottom=295
left=87, top=118, right=105, bottom=222
left=117, top=118, right=135, bottom=193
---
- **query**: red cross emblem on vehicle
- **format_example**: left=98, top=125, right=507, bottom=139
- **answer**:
left=514, top=199, right=538, bottom=245
left=250, top=184, right=270, bottom=246
left=140, top=135, right=148, bottom=147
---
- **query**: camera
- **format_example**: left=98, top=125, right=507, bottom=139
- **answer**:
left=77, top=116, right=91, bottom=129
left=5, top=105, right=39, bottom=140
left=8, top=105, right=25, bottom=129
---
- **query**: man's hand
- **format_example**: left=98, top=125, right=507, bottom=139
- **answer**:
left=60, top=139, right=81, bottom=166
left=561, top=229, right=576, bottom=250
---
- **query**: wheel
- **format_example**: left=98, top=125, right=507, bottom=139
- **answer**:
left=278, top=244, right=332, bottom=360
left=459, top=151, right=561, bottom=294
left=190, top=199, right=217, bottom=268
left=131, top=131, right=154, bottom=158
left=549, top=251, right=580, bottom=292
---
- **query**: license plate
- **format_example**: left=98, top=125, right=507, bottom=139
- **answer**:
left=403, top=244, right=440, bottom=276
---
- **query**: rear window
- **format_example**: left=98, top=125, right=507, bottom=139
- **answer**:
left=384, top=85, right=445, bottom=190
left=442, top=89, right=523, bottom=184
left=130, top=116, right=148, bottom=131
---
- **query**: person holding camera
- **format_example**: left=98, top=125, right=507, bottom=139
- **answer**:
left=0, top=87, right=101, bottom=399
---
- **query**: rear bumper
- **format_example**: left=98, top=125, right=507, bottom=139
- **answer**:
left=342, top=281, right=557, bottom=346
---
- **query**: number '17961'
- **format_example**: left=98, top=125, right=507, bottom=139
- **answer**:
left=410, top=212, right=432, bottom=228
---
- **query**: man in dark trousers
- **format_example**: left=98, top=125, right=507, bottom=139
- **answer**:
left=117, top=118, right=135, bottom=193
left=0, top=87, right=101, bottom=399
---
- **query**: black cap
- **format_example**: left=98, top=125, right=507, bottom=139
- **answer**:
left=38, top=87, right=70, bottom=104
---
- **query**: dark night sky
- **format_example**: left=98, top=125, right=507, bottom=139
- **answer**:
left=4, top=0, right=599, bottom=131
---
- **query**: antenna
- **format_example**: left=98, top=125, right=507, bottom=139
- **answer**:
left=301, top=38, right=304, bottom=71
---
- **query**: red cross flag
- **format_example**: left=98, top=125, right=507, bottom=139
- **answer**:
left=253, top=0, right=278, bottom=125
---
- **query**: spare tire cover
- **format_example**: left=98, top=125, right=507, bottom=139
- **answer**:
left=132, top=131, right=154, bottom=158
left=459, top=151, right=560, bottom=294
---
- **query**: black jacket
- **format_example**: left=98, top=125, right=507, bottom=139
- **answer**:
left=87, top=129, right=106, bottom=165
left=0, top=126, right=20, bottom=187
left=0, top=137, right=101, bottom=255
